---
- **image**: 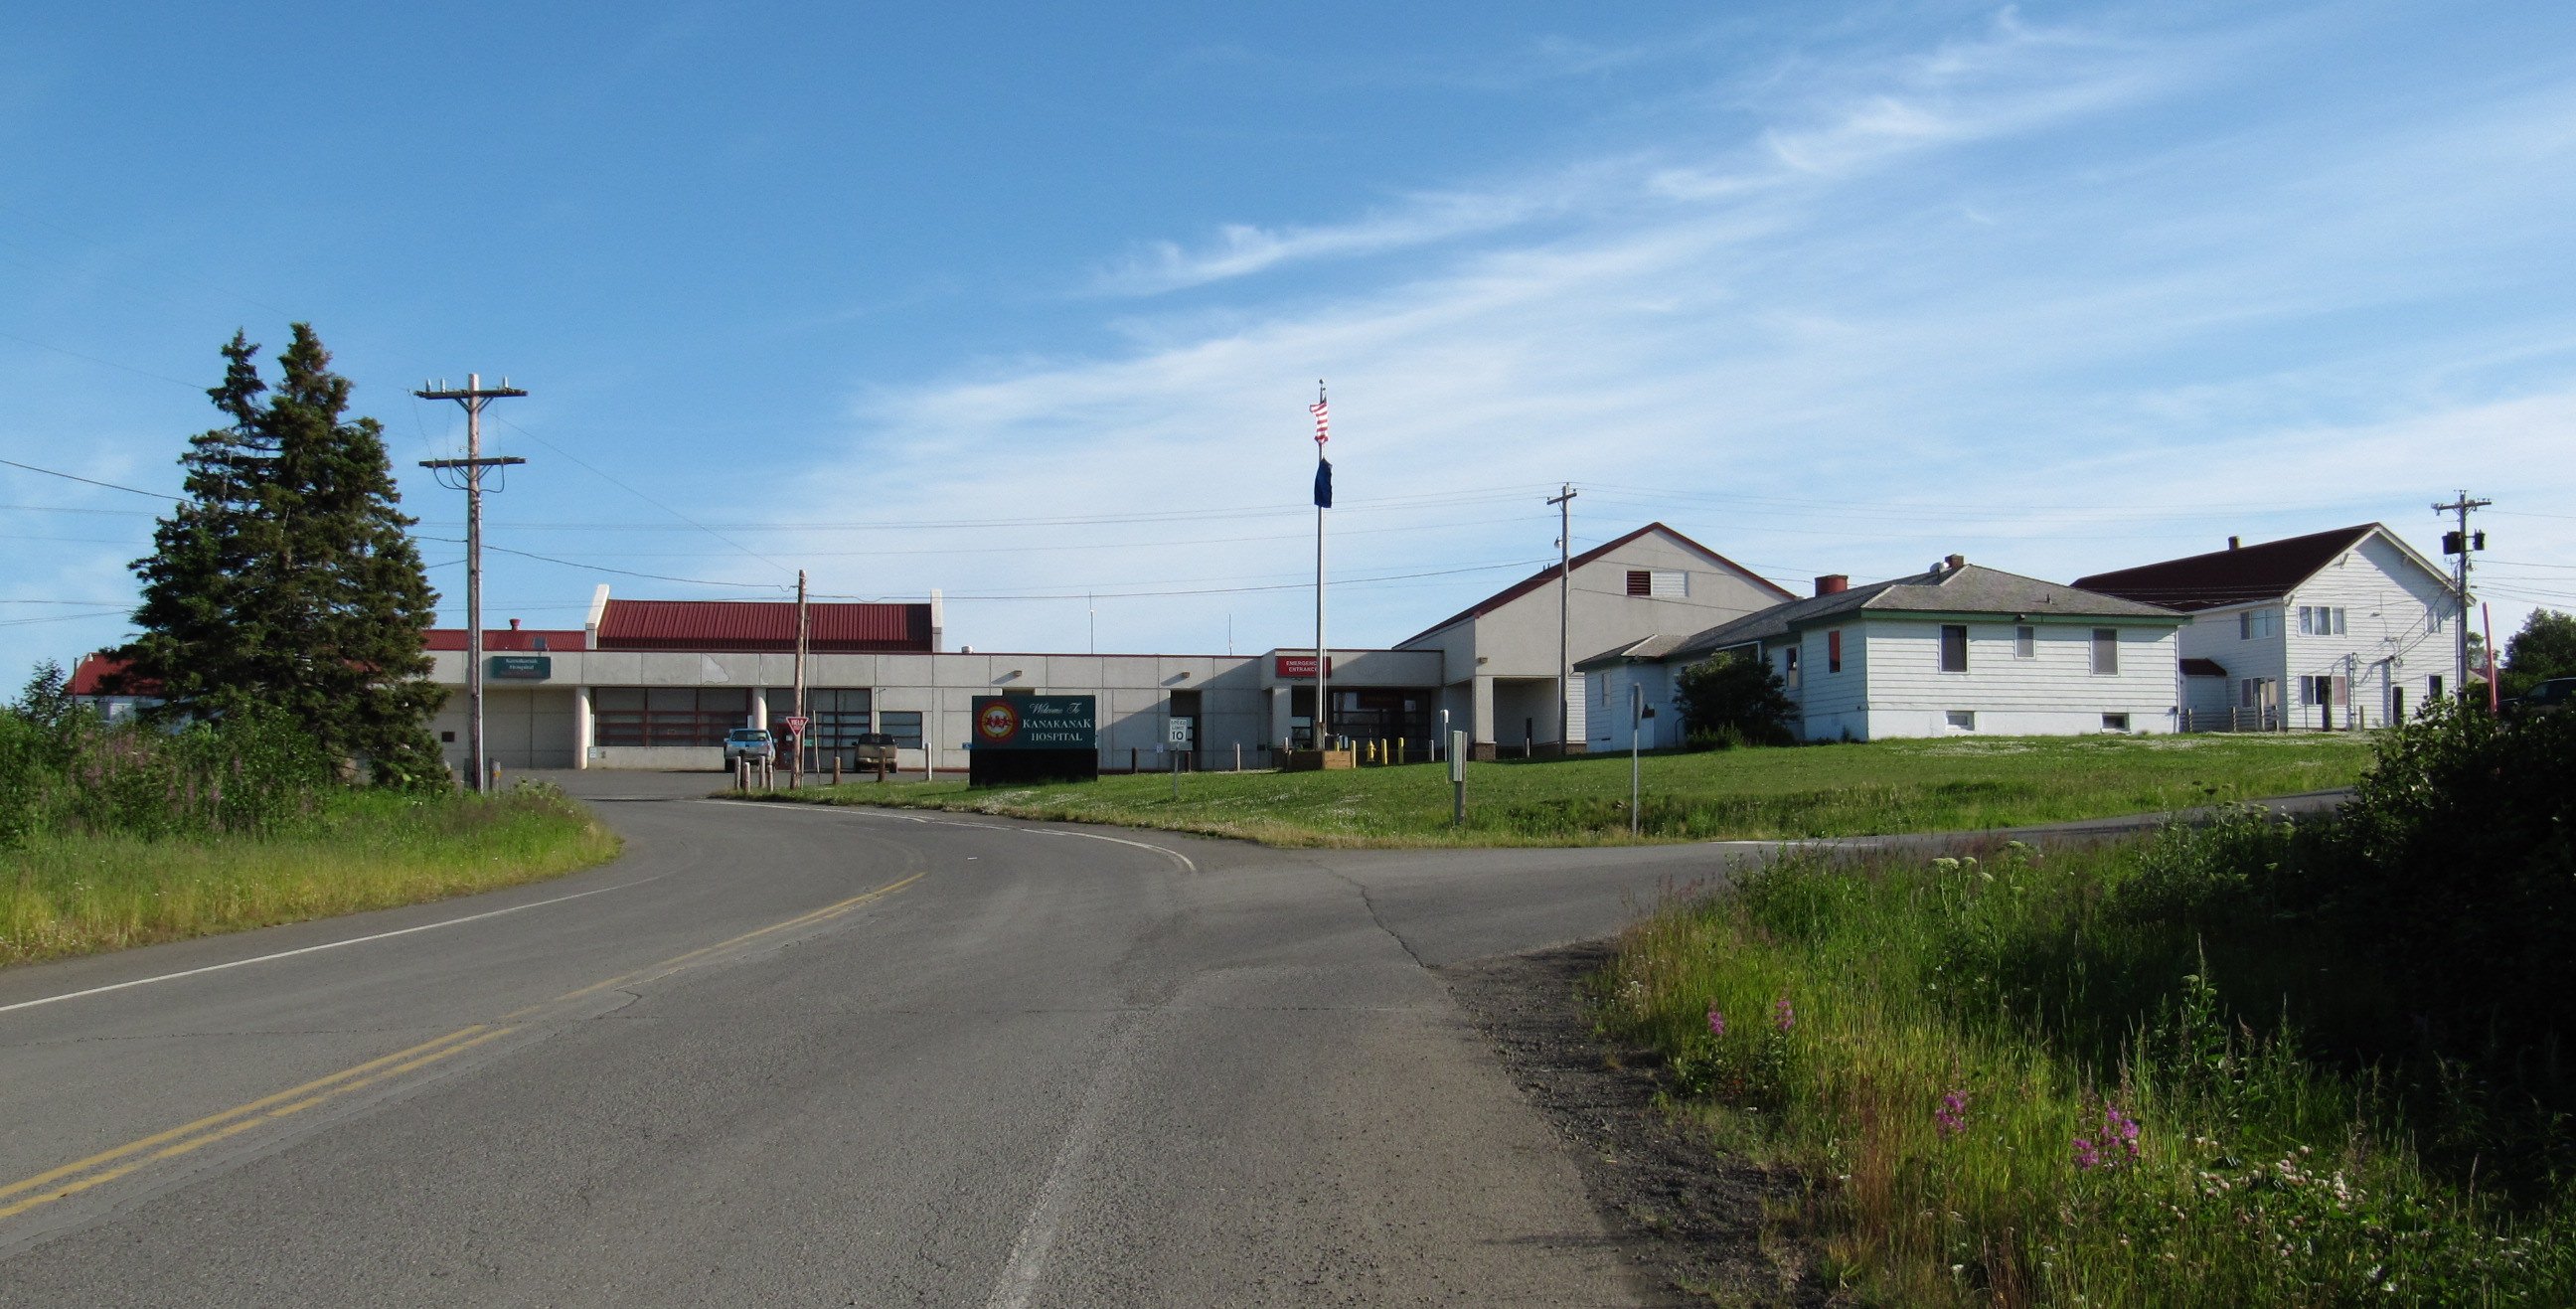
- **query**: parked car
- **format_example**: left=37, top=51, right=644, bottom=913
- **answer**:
left=2505, top=677, right=2576, bottom=717
left=849, top=732, right=898, bottom=767
left=723, top=727, right=775, bottom=764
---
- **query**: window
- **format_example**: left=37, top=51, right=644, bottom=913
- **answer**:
left=1827, top=629, right=1843, bottom=673
left=1782, top=645, right=1801, bottom=690
left=879, top=710, right=923, bottom=751
left=2298, top=606, right=2349, bottom=636
left=2240, top=608, right=2280, bottom=640
left=1626, top=570, right=1687, bottom=597
left=2091, top=628, right=2119, bottom=676
left=2334, top=607, right=2346, bottom=635
left=2102, top=713, right=2131, bottom=732
left=1940, top=624, right=1969, bottom=673
left=592, top=687, right=751, bottom=747
left=2014, top=625, right=2035, bottom=659
left=1946, top=710, right=1976, bottom=732
left=2430, top=675, right=2445, bottom=701
left=2428, top=609, right=2447, bottom=635
left=2298, top=605, right=2313, bottom=634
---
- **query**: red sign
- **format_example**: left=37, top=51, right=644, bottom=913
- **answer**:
left=1273, top=654, right=1335, bottom=679
left=779, top=715, right=810, bottom=736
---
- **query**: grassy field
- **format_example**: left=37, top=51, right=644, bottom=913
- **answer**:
left=1595, top=827, right=2574, bottom=1306
left=0, top=785, right=620, bottom=967
left=758, top=733, right=2375, bottom=846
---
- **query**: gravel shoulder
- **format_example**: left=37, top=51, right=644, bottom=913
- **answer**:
left=1440, top=943, right=1846, bottom=1307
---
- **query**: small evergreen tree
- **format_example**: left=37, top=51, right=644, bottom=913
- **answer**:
left=1673, top=651, right=1797, bottom=746
left=127, top=325, right=446, bottom=786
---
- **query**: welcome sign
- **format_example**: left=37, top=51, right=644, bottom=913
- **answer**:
left=968, top=696, right=1096, bottom=750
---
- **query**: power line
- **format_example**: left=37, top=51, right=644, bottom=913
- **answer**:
left=0, top=458, right=172, bottom=499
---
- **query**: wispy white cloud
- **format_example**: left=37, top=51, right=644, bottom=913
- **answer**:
left=774, top=6, right=2576, bottom=651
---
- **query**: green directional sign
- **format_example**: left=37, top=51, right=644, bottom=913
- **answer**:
left=488, top=655, right=552, bottom=680
left=968, top=695, right=1095, bottom=750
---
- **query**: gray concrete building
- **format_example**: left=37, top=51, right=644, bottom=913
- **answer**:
left=424, top=522, right=1788, bottom=773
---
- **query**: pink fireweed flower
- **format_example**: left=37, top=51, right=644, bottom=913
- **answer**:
left=2073, top=1136, right=2101, bottom=1170
left=1706, top=1005, right=1726, bottom=1039
left=1773, top=996, right=1796, bottom=1032
left=1935, top=1089, right=1969, bottom=1137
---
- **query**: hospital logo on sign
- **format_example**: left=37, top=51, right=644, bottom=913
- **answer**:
left=977, top=700, right=1022, bottom=744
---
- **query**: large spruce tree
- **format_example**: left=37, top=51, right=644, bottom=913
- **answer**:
left=128, top=325, right=446, bottom=785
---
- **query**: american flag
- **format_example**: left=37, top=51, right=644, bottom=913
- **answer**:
left=1309, top=392, right=1329, bottom=445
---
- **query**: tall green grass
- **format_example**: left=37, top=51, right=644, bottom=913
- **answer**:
left=1, top=785, right=619, bottom=965
left=1596, top=828, right=2575, bottom=1306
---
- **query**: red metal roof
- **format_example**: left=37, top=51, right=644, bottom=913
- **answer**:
left=424, top=627, right=586, bottom=652
left=68, top=652, right=156, bottom=697
left=2074, top=525, right=2379, bottom=612
left=1398, top=523, right=1794, bottom=648
left=595, top=598, right=933, bottom=653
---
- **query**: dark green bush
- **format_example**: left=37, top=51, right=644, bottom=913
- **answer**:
left=1673, top=652, right=1796, bottom=746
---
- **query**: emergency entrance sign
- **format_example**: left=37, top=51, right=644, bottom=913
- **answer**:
left=968, top=696, right=1096, bottom=750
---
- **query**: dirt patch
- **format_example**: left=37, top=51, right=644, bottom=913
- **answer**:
left=1441, top=943, right=1841, bottom=1307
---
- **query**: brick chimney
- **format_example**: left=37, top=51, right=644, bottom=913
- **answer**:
left=1814, top=573, right=1849, bottom=595
left=1945, top=554, right=1967, bottom=572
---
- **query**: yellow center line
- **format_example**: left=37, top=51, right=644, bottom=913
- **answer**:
left=0, top=1025, right=491, bottom=1207
left=0, top=872, right=927, bottom=1227
left=0, top=1026, right=522, bottom=1222
left=554, top=873, right=924, bottom=1002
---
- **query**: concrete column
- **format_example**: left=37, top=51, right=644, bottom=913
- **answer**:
left=750, top=689, right=768, bottom=731
left=1471, top=674, right=1496, bottom=744
left=1268, top=686, right=1292, bottom=749
left=573, top=685, right=594, bottom=770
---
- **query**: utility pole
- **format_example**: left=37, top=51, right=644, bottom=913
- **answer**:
left=2433, top=491, right=2492, bottom=702
left=793, top=569, right=810, bottom=787
left=1546, top=483, right=1578, bottom=755
left=1311, top=381, right=1333, bottom=754
left=417, top=374, right=528, bottom=793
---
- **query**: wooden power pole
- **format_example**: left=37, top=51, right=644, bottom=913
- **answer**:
left=1546, top=483, right=1578, bottom=754
left=417, top=374, right=527, bottom=793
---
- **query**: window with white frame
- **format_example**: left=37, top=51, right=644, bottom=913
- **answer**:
left=2240, top=608, right=2281, bottom=640
left=1782, top=645, right=1801, bottom=690
left=2428, top=609, right=2447, bottom=635
left=2091, top=628, right=2119, bottom=675
left=1940, top=624, right=1969, bottom=673
left=1945, top=710, right=1976, bottom=732
left=2101, top=713, right=2131, bottom=732
left=2014, top=625, right=2035, bottom=658
left=2298, top=606, right=2349, bottom=636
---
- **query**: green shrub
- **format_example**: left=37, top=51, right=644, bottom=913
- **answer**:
left=1673, top=652, right=1796, bottom=746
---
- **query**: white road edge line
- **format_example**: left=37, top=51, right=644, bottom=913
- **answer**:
left=0, top=880, right=657, bottom=1018
left=708, top=799, right=1199, bottom=874
left=983, top=1013, right=1148, bottom=1309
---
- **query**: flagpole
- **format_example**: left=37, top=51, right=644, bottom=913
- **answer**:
left=1313, top=380, right=1330, bottom=753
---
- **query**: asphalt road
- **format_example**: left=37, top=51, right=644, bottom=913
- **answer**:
left=0, top=771, right=1779, bottom=1307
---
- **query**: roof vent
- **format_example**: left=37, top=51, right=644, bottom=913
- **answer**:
left=2228, top=536, right=2241, bottom=550
left=1815, top=573, right=1850, bottom=596
left=508, top=617, right=522, bottom=630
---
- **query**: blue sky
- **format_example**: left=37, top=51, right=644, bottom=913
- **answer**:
left=5, top=2, right=2574, bottom=681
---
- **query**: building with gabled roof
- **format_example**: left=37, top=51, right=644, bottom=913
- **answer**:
left=1395, top=522, right=1792, bottom=757
left=2076, top=524, right=2457, bottom=729
left=1580, top=558, right=2187, bottom=743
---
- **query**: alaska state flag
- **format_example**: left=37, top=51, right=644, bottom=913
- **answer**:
left=1313, top=456, right=1333, bottom=509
